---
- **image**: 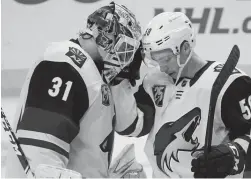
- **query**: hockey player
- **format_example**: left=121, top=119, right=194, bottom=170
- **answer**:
left=5, top=2, right=146, bottom=178
left=131, top=12, right=251, bottom=178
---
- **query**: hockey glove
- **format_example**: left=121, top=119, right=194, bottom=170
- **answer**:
left=191, top=142, right=246, bottom=178
left=111, top=43, right=143, bottom=87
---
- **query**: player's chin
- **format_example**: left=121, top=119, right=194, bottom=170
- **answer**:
left=160, top=67, right=169, bottom=74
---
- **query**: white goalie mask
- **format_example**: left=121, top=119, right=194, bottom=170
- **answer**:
left=87, top=2, right=141, bottom=83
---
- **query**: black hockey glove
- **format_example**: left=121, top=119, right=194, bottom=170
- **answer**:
left=191, top=142, right=246, bottom=178
left=111, top=44, right=143, bottom=87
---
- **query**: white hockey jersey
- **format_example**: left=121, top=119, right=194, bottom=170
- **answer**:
left=142, top=62, right=251, bottom=178
left=5, top=39, right=140, bottom=178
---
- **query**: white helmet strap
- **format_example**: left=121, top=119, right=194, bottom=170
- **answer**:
left=163, top=48, right=193, bottom=114
left=174, top=48, right=193, bottom=85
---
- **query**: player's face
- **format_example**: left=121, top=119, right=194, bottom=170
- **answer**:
left=151, top=49, right=179, bottom=78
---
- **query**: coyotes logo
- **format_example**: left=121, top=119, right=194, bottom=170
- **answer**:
left=154, top=107, right=201, bottom=174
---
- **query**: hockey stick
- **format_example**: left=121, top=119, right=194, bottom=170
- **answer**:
left=1, top=107, right=35, bottom=178
left=204, top=45, right=240, bottom=157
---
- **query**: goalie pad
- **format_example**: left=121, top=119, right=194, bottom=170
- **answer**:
left=109, top=144, right=147, bottom=178
left=35, top=164, right=82, bottom=178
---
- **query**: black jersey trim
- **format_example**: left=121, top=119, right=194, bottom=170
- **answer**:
left=221, top=76, right=251, bottom=140
left=117, top=116, right=139, bottom=136
left=18, top=107, right=79, bottom=144
left=69, top=38, right=81, bottom=46
left=134, top=84, right=155, bottom=137
left=190, top=61, right=214, bottom=86
left=19, top=137, right=69, bottom=159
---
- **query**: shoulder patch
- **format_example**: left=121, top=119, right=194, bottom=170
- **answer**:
left=101, top=84, right=110, bottom=106
left=152, top=85, right=166, bottom=107
left=65, top=47, right=87, bottom=68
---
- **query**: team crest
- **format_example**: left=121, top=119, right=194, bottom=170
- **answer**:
left=101, top=84, right=110, bottom=106
left=152, top=85, right=166, bottom=107
left=154, top=107, right=201, bottom=174
left=214, top=64, right=240, bottom=74
left=65, top=47, right=87, bottom=68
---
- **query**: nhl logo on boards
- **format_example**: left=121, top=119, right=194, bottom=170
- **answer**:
left=152, top=85, right=166, bottom=107
left=65, top=47, right=87, bottom=68
left=101, top=84, right=110, bottom=106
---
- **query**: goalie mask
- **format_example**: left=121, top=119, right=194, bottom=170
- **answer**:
left=87, top=2, right=141, bottom=83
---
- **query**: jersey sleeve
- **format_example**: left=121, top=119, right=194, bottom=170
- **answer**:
left=111, top=79, right=155, bottom=137
left=221, top=75, right=251, bottom=153
left=16, top=60, right=89, bottom=171
left=134, top=83, right=156, bottom=137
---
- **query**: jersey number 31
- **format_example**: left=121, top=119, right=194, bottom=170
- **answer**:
left=239, top=95, right=251, bottom=120
left=48, top=77, right=73, bottom=101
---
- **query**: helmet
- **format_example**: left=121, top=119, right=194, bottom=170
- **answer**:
left=142, top=12, right=196, bottom=67
left=86, top=2, right=142, bottom=83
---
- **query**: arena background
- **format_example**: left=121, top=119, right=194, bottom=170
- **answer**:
left=1, top=0, right=251, bottom=177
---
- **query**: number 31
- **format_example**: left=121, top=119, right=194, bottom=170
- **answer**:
left=239, top=95, right=251, bottom=120
left=48, top=77, right=73, bottom=101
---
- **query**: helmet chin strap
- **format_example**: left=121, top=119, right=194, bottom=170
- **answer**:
left=162, top=49, right=193, bottom=115
left=174, top=49, right=193, bottom=85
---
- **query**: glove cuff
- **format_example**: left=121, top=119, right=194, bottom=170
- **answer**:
left=226, top=142, right=245, bottom=175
